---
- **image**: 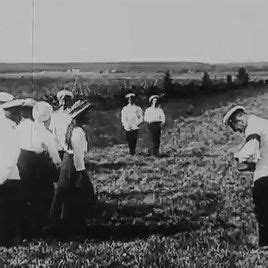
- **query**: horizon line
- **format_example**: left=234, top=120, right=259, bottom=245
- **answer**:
left=1, top=60, right=268, bottom=65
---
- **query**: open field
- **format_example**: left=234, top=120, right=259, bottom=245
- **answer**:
left=1, top=85, right=268, bottom=265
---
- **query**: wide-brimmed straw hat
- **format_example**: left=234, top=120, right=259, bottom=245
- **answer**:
left=0, top=92, right=14, bottom=103
left=223, top=105, right=246, bottom=126
left=22, top=98, right=36, bottom=107
left=2, top=98, right=37, bottom=110
left=69, top=100, right=92, bottom=119
left=149, top=95, right=160, bottom=103
left=2, top=99, right=25, bottom=110
left=56, top=90, right=74, bottom=101
left=125, top=93, right=135, bottom=99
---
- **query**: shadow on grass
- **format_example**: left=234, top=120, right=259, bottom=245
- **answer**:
left=86, top=161, right=128, bottom=172
left=44, top=201, right=201, bottom=242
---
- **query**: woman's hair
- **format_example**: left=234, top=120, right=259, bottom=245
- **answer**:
left=65, top=119, right=76, bottom=150
left=4, top=107, right=21, bottom=124
left=65, top=108, right=90, bottom=150
left=150, top=98, right=160, bottom=107
left=20, top=107, right=34, bottom=120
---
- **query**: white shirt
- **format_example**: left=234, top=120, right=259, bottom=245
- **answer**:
left=68, top=127, right=88, bottom=171
left=144, top=106, right=165, bottom=124
left=16, top=119, right=35, bottom=151
left=0, top=117, right=20, bottom=183
left=50, top=107, right=72, bottom=151
left=17, top=120, right=61, bottom=165
left=237, top=115, right=268, bottom=181
left=121, top=104, right=143, bottom=131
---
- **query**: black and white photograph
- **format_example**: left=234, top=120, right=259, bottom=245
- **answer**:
left=1, top=0, right=268, bottom=266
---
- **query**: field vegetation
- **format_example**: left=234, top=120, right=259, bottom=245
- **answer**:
left=1, top=86, right=268, bottom=265
left=1, top=64, right=268, bottom=265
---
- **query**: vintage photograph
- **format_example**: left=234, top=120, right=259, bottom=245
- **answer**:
left=0, top=0, right=268, bottom=266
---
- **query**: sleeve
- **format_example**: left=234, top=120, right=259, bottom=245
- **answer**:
left=46, top=132, right=61, bottom=165
left=0, top=127, right=21, bottom=183
left=121, top=107, right=129, bottom=131
left=235, top=139, right=260, bottom=163
left=144, top=108, right=149, bottom=123
left=245, top=117, right=261, bottom=140
left=160, top=109, right=166, bottom=124
left=137, top=107, right=143, bottom=125
left=71, top=128, right=87, bottom=171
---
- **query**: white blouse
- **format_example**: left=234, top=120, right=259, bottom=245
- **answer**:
left=121, top=104, right=143, bottom=131
left=16, top=120, right=61, bottom=165
left=144, top=107, right=165, bottom=124
left=69, top=127, right=88, bottom=171
left=50, top=107, right=72, bottom=151
left=0, top=117, right=20, bottom=183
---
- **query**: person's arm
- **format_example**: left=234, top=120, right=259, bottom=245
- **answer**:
left=121, top=107, right=130, bottom=131
left=144, top=108, right=150, bottom=123
left=0, top=126, right=20, bottom=183
left=159, top=109, right=166, bottom=124
left=71, top=127, right=87, bottom=171
left=136, top=107, right=143, bottom=125
left=235, top=139, right=260, bottom=163
left=46, top=132, right=62, bottom=166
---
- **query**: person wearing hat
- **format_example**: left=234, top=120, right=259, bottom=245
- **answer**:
left=121, top=93, right=143, bottom=155
left=144, top=95, right=165, bottom=156
left=0, top=98, right=23, bottom=246
left=223, top=105, right=268, bottom=247
left=50, top=90, right=74, bottom=160
left=50, top=100, right=95, bottom=234
left=16, top=101, right=61, bottom=237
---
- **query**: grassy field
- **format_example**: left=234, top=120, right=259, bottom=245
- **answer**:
left=1, top=85, right=268, bottom=265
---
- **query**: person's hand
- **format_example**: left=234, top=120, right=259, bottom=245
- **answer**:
left=55, top=161, right=62, bottom=170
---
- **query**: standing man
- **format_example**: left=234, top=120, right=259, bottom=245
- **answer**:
left=144, top=95, right=165, bottom=156
left=223, top=105, right=268, bottom=247
left=50, top=90, right=74, bottom=160
left=121, top=93, right=143, bottom=155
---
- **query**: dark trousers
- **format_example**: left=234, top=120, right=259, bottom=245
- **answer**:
left=126, top=130, right=138, bottom=155
left=18, top=150, right=57, bottom=237
left=148, top=122, right=162, bottom=156
left=253, top=177, right=268, bottom=247
left=0, top=180, right=23, bottom=247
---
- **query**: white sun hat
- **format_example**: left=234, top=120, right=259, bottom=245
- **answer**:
left=223, top=105, right=246, bottom=126
left=2, top=99, right=25, bottom=110
left=32, top=101, right=53, bottom=122
left=56, top=90, right=74, bottom=101
left=125, top=93, right=135, bottom=98
left=149, top=95, right=160, bottom=103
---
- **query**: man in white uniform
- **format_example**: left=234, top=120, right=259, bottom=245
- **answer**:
left=121, top=93, right=143, bottom=155
left=223, top=106, right=268, bottom=247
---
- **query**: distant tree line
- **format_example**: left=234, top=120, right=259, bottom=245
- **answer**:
left=2, top=66, right=267, bottom=110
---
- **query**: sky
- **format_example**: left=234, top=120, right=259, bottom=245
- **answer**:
left=0, top=0, right=268, bottom=63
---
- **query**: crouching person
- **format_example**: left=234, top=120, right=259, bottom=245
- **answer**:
left=0, top=102, right=22, bottom=246
left=223, top=106, right=268, bottom=247
left=50, top=100, right=95, bottom=234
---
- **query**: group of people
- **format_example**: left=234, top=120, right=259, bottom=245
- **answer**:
left=121, top=93, right=166, bottom=156
left=0, top=85, right=267, bottom=249
left=0, top=90, right=95, bottom=246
